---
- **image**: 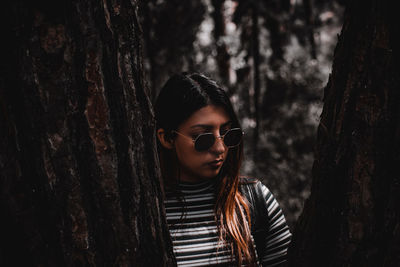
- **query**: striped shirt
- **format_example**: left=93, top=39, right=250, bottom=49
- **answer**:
left=165, top=178, right=291, bottom=267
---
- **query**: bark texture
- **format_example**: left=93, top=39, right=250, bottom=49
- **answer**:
left=0, top=0, right=175, bottom=266
left=288, top=1, right=400, bottom=266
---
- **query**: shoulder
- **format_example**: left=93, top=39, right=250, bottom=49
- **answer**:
left=239, top=177, right=271, bottom=196
left=239, top=176, right=260, bottom=185
left=238, top=177, right=274, bottom=210
left=239, top=177, right=259, bottom=198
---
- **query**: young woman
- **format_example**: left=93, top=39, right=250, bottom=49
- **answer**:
left=155, top=73, right=291, bottom=266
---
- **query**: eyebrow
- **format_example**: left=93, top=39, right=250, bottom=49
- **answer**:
left=190, top=121, right=232, bottom=129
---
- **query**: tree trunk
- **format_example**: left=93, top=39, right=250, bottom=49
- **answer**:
left=288, top=1, right=400, bottom=266
left=0, top=0, right=175, bottom=266
left=139, top=0, right=206, bottom=98
left=251, top=2, right=261, bottom=150
left=304, top=0, right=317, bottom=59
left=211, top=0, right=231, bottom=86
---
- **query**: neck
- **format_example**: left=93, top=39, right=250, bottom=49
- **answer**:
left=178, top=168, right=219, bottom=183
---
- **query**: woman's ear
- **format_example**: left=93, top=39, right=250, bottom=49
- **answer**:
left=157, top=128, right=174, bottom=149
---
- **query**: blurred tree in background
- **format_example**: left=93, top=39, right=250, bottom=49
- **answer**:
left=139, top=0, right=345, bottom=228
left=140, top=0, right=206, bottom=101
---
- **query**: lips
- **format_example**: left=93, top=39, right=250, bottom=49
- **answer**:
left=208, top=159, right=224, bottom=167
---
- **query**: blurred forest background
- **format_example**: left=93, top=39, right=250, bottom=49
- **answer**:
left=139, top=0, right=345, bottom=229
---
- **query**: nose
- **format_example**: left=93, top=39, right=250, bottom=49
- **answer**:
left=209, top=135, right=226, bottom=154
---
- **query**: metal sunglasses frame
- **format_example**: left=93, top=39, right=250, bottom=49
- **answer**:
left=172, top=127, right=244, bottom=151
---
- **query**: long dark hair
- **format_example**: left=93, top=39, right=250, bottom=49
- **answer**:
left=154, top=73, right=256, bottom=266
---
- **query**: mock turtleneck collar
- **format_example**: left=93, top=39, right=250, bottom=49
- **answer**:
left=174, top=177, right=218, bottom=194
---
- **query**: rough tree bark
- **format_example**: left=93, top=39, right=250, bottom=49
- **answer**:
left=288, top=1, right=400, bottom=266
left=0, top=0, right=175, bottom=266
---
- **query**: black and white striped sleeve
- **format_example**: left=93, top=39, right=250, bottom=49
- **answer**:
left=259, top=184, right=292, bottom=266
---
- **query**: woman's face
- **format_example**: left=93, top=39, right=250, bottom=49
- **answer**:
left=173, top=105, right=232, bottom=183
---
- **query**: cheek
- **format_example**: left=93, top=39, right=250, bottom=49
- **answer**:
left=174, top=142, right=202, bottom=165
left=223, top=149, right=229, bottom=158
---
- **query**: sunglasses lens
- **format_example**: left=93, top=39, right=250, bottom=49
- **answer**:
left=223, top=129, right=243, bottom=147
left=193, top=129, right=243, bottom=151
left=194, top=134, right=215, bottom=151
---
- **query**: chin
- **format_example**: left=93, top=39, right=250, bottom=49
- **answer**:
left=206, top=168, right=222, bottom=178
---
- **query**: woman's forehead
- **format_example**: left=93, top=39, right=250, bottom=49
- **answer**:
left=181, top=105, right=231, bottom=129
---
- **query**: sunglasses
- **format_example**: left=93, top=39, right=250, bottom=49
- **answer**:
left=172, top=128, right=244, bottom=152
